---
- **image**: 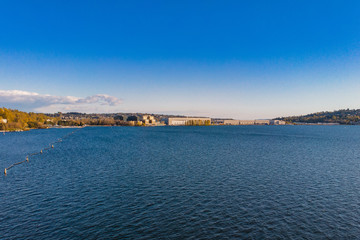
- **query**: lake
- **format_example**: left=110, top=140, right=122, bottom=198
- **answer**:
left=1, top=126, right=360, bottom=239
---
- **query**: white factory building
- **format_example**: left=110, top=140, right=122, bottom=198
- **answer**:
left=166, top=117, right=211, bottom=126
left=213, top=119, right=285, bottom=125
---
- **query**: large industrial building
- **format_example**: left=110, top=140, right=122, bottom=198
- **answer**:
left=270, top=120, right=286, bottom=125
left=213, top=119, right=285, bottom=125
left=165, top=117, right=211, bottom=126
left=240, top=120, right=255, bottom=125
left=254, top=120, right=270, bottom=125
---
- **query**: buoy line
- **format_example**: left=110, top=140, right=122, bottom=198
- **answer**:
left=4, top=127, right=84, bottom=175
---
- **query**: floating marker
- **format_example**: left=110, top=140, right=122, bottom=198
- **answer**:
left=5, top=127, right=84, bottom=175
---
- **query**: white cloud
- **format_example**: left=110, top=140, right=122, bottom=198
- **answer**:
left=0, top=90, right=122, bottom=112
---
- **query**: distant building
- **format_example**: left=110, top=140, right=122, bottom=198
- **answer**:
left=166, top=117, right=211, bottom=126
left=127, top=115, right=139, bottom=121
left=211, top=119, right=226, bottom=125
left=114, top=115, right=126, bottom=121
left=141, top=115, right=161, bottom=126
left=254, top=120, right=270, bottom=125
left=270, top=120, right=286, bottom=125
left=239, top=120, right=255, bottom=125
left=0, top=119, right=7, bottom=124
left=212, top=119, right=285, bottom=125
left=212, top=119, right=256, bottom=125
left=142, top=115, right=155, bottom=122
left=223, top=120, right=240, bottom=125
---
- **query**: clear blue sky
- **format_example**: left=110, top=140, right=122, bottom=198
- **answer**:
left=1, top=1, right=359, bottom=119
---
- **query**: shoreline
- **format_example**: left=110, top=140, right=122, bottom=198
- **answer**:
left=1, top=124, right=355, bottom=133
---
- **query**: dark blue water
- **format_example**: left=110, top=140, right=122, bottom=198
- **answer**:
left=1, top=126, right=360, bottom=239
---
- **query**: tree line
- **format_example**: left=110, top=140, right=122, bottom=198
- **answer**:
left=0, top=108, right=54, bottom=131
left=276, top=109, right=360, bottom=125
left=0, top=108, right=134, bottom=131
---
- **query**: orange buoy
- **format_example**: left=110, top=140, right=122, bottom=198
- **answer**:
left=4, top=168, right=7, bottom=175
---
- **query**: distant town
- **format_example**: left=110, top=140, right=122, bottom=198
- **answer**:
left=3, top=107, right=360, bottom=132
left=0, top=108, right=286, bottom=131
left=46, top=112, right=285, bottom=126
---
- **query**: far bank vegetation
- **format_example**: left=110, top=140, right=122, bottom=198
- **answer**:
left=0, top=108, right=133, bottom=131
left=277, top=109, right=360, bottom=125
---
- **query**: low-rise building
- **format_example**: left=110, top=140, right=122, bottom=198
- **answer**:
left=239, top=120, right=255, bottom=125
left=223, top=120, right=240, bottom=125
left=212, top=118, right=286, bottom=125
left=254, top=120, right=270, bottom=125
left=140, top=115, right=165, bottom=126
left=166, top=117, right=211, bottom=126
left=114, top=115, right=126, bottom=121
left=270, top=120, right=286, bottom=125
left=127, top=115, right=139, bottom=121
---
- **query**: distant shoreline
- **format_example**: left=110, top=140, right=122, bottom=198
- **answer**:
left=1, top=124, right=354, bottom=133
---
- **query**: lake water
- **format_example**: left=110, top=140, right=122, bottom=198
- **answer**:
left=1, top=126, right=360, bottom=239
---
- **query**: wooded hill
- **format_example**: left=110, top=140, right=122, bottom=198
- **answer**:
left=0, top=108, right=58, bottom=131
left=276, top=109, right=360, bottom=125
left=0, top=108, right=132, bottom=131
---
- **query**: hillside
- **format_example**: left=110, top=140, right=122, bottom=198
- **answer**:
left=0, top=108, right=58, bottom=131
left=276, top=109, right=360, bottom=125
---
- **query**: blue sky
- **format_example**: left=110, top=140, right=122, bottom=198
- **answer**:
left=1, top=1, right=359, bottom=119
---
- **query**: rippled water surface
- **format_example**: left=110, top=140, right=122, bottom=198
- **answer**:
left=1, top=126, right=360, bottom=239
